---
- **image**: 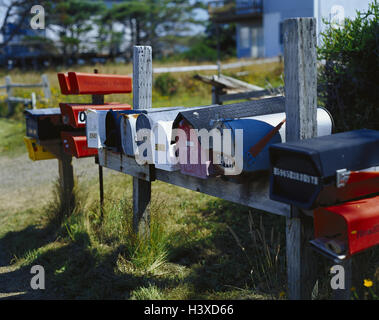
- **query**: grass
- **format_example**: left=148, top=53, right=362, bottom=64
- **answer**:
left=0, top=118, right=26, bottom=157
left=3, top=170, right=378, bottom=300
left=0, top=59, right=377, bottom=300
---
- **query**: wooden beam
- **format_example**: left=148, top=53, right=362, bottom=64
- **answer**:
left=283, top=18, right=319, bottom=300
left=98, top=148, right=154, bottom=182
left=132, top=46, right=152, bottom=237
left=156, top=170, right=290, bottom=217
left=98, top=148, right=290, bottom=217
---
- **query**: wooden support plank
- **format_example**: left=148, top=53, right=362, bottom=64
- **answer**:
left=98, top=148, right=290, bottom=217
left=98, top=148, right=154, bottom=182
left=156, top=170, right=290, bottom=217
left=132, top=45, right=153, bottom=236
left=283, top=18, right=319, bottom=300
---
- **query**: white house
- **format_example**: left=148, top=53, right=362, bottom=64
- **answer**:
left=209, top=0, right=373, bottom=58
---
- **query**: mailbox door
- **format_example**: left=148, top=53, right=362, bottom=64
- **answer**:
left=60, top=103, right=131, bottom=129
left=86, top=109, right=108, bottom=149
left=104, top=110, right=146, bottom=152
left=61, top=132, right=98, bottom=158
left=26, top=113, right=65, bottom=140
left=314, top=196, right=379, bottom=257
left=178, top=119, right=210, bottom=179
left=153, top=120, right=180, bottom=171
left=215, top=118, right=283, bottom=176
left=24, top=136, right=56, bottom=161
left=121, top=114, right=141, bottom=157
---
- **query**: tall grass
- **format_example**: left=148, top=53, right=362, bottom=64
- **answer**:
left=84, top=191, right=171, bottom=275
left=227, top=211, right=286, bottom=298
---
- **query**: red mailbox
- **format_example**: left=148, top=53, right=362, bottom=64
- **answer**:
left=57, top=71, right=133, bottom=158
left=57, top=73, right=72, bottom=95
left=58, top=72, right=132, bottom=95
left=59, top=103, right=131, bottom=129
left=61, top=131, right=98, bottom=158
left=312, top=194, right=379, bottom=259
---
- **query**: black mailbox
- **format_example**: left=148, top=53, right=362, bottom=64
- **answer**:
left=104, top=109, right=146, bottom=152
left=25, top=108, right=68, bottom=140
left=269, top=129, right=379, bottom=209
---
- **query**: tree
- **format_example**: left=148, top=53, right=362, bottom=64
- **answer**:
left=101, top=0, right=205, bottom=57
left=48, top=0, right=105, bottom=62
left=318, top=0, right=379, bottom=132
left=181, top=22, right=236, bottom=62
left=0, top=0, right=52, bottom=49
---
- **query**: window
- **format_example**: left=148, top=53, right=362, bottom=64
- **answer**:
left=240, top=26, right=250, bottom=49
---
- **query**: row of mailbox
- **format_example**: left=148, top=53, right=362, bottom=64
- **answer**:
left=86, top=97, right=334, bottom=176
left=23, top=71, right=379, bottom=261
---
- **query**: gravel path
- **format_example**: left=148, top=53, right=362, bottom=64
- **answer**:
left=0, top=153, right=101, bottom=299
left=0, top=153, right=99, bottom=214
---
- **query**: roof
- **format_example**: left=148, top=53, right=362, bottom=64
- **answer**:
left=172, top=96, right=285, bottom=131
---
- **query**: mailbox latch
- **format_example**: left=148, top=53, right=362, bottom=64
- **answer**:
left=336, top=169, right=351, bottom=188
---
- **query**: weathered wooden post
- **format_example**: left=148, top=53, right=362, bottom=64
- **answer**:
left=5, top=75, right=13, bottom=115
left=211, top=86, right=223, bottom=105
left=58, top=149, right=75, bottom=217
left=284, top=18, right=319, bottom=300
left=132, top=46, right=153, bottom=236
left=41, top=74, right=52, bottom=101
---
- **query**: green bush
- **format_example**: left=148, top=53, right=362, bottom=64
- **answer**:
left=154, top=73, right=179, bottom=96
left=318, top=1, right=379, bottom=132
left=181, top=41, right=219, bottom=62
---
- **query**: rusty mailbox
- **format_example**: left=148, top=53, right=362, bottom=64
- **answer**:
left=171, top=97, right=286, bottom=179
left=25, top=108, right=70, bottom=140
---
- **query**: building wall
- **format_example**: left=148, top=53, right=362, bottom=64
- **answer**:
left=263, top=0, right=314, bottom=57
left=236, top=0, right=372, bottom=59
left=315, top=0, right=372, bottom=43
left=263, top=0, right=372, bottom=57
left=237, top=22, right=264, bottom=58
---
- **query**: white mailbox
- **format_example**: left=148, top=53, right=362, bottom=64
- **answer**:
left=86, top=109, right=108, bottom=149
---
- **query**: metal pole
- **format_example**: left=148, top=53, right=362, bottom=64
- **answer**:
left=93, top=69, right=105, bottom=218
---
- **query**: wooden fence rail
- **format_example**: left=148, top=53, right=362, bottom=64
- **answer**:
left=0, top=74, right=51, bottom=115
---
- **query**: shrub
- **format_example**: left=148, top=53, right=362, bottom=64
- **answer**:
left=154, top=73, right=179, bottom=96
left=318, top=1, right=379, bottom=132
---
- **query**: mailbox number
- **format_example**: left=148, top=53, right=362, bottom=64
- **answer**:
left=78, top=111, right=86, bottom=124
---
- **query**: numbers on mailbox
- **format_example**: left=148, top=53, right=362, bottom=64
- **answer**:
left=78, top=111, right=87, bottom=124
